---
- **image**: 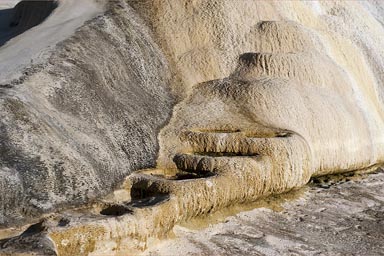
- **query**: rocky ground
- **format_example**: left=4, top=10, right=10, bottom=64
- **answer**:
left=143, top=169, right=384, bottom=256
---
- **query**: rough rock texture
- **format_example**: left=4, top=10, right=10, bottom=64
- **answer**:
left=143, top=170, right=384, bottom=256
left=1, top=170, right=382, bottom=256
left=0, top=0, right=384, bottom=255
left=137, top=3, right=384, bottom=221
left=151, top=1, right=384, bottom=172
left=128, top=1, right=384, bottom=100
left=0, top=0, right=173, bottom=227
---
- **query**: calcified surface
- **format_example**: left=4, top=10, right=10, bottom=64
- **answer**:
left=144, top=170, right=384, bottom=256
left=0, top=0, right=384, bottom=255
left=0, top=0, right=173, bottom=226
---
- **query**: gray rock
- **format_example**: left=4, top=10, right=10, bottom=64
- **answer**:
left=0, top=0, right=173, bottom=227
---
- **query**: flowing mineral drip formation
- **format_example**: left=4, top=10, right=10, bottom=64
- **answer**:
left=1, top=0, right=384, bottom=255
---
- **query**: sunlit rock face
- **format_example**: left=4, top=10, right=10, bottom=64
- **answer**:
left=158, top=17, right=384, bottom=178
left=141, top=0, right=384, bottom=172
left=129, top=1, right=384, bottom=102
left=146, top=0, right=384, bottom=214
left=0, top=0, right=384, bottom=246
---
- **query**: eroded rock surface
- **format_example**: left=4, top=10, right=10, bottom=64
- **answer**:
left=0, top=0, right=384, bottom=255
left=0, top=0, right=173, bottom=227
left=143, top=170, right=384, bottom=256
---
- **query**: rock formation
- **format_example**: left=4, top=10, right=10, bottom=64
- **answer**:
left=0, top=0, right=384, bottom=255
left=0, top=0, right=173, bottom=227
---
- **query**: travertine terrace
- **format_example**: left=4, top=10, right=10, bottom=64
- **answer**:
left=0, top=0, right=384, bottom=255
